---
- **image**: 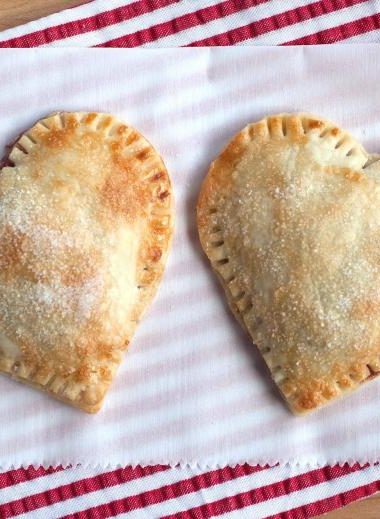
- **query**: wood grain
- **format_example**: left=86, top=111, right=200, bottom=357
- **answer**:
left=315, top=493, right=380, bottom=519
left=0, top=1, right=379, bottom=518
left=0, top=0, right=87, bottom=31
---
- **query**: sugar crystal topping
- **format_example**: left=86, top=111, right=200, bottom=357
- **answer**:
left=0, top=165, right=106, bottom=355
left=215, top=135, right=380, bottom=382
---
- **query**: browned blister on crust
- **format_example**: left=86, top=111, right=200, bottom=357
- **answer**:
left=197, top=112, right=380, bottom=415
left=0, top=112, right=174, bottom=412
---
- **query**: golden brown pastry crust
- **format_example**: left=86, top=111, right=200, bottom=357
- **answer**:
left=198, top=112, right=380, bottom=415
left=0, top=112, right=173, bottom=412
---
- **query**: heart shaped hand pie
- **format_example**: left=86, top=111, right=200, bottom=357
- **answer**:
left=197, top=113, right=380, bottom=414
left=0, top=112, right=173, bottom=412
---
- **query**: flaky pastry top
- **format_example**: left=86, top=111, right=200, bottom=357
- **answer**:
left=0, top=112, right=173, bottom=412
left=198, top=113, right=380, bottom=414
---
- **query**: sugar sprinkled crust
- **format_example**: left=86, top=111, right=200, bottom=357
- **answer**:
left=197, top=112, right=380, bottom=415
left=0, top=112, right=174, bottom=412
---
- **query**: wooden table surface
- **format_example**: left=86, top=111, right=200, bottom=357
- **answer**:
left=0, top=0, right=86, bottom=32
left=0, top=1, right=379, bottom=518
